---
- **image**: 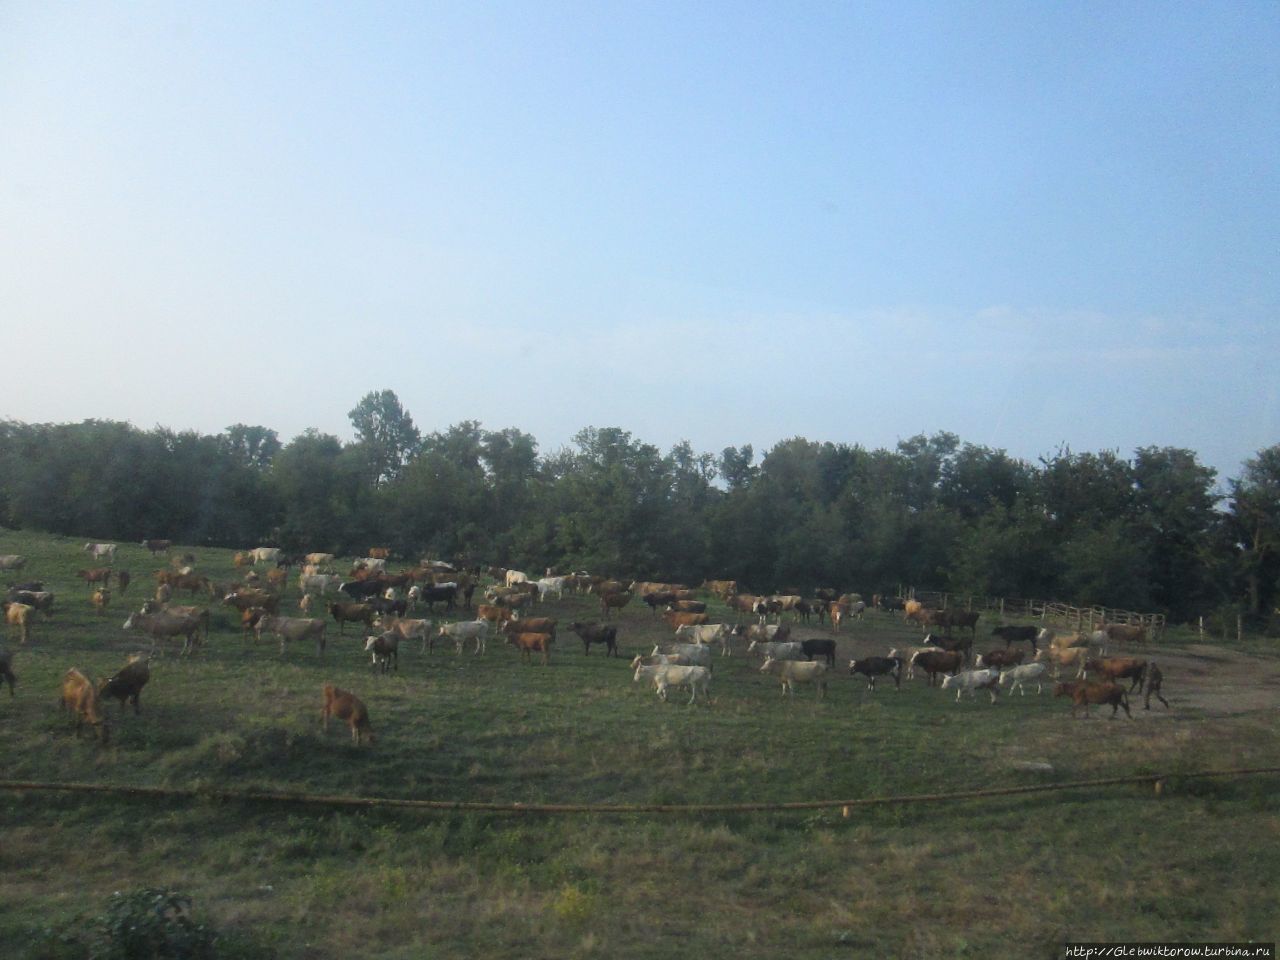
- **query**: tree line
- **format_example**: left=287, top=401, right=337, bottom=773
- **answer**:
left=1, top=389, right=1276, bottom=627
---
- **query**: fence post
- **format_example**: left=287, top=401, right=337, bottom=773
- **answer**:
left=1198, top=616, right=1204, bottom=642
left=1237, top=615, right=1243, bottom=643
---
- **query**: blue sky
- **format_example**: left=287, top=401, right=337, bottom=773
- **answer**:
left=1, top=2, right=1276, bottom=483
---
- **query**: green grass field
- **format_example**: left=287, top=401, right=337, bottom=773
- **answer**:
left=1, top=531, right=1277, bottom=959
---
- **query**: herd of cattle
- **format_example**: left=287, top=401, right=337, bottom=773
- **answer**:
left=0, top=542, right=1171, bottom=746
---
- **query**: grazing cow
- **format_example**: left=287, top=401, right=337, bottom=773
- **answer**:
left=304, top=552, right=336, bottom=567
left=250, top=547, right=282, bottom=565
left=439, top=619, right=489, bottom=655
left=849, top=656, right=903, bottom=690
left=507, top=631, right=552, bottom=665
left=0, top=645, right=15, bottom=696
left=800, top=638, right=837, bottom=666
left=992, top=625, right=1041, bottom=652
left=233, top=551, right=254, bottom=568
left=1054, top=680, right=1132, bottom=719
left=84, top=542, right=118, bottom=562
left=340, top=578, right=386, bottom=600
left=943, top=610, right=980, bottom=637
left=99, top=654, right=151, bottom=714
left=328, top=601, right=376, bottom=635
left=505, top=569, right=529, bottom=587
left=1144, top=661, right=1169, bottom=710
left=321, top=684, right=375, bottom=744
left=760, top=657, right=829, bottom=699
left=940, top=669, right=1001, bottom=703
left=600, top=590, right=633, bottom=619
left=4, top=602, right=34, bottom=644
left=256, top=615, right=328, bottom=657
left=61, top=668, right=108, bottom=742
left=115, top=570, right=130, bottom=595
left=569, top=621, right=618, bottom=657
left=300, top=573, right=341, bottom=596
left=364, top=632, right=400, bottom=674
left=1084, top=657, right=1148, bottom=693
left=877, top=595, right=905, bottom=612
left=829, top=602, right=849, bottom=634
left=633, top=662, right=710, bottom=704
left=998, top=662, right=1049, bottom=696
left=909, top=649, right=964, bottom=686
left=376, top=617, right=433, bottom=654
left=368, top=547, right=391, bottom=560
left=141, top=539, right=172, bottom=556
left=123, top=609, right=206, bottom=656
left=0, top=555, right=27, bottom=571
left=90, top=589, right=111, bottom=617
left=903, top=599, right=925, bottom=623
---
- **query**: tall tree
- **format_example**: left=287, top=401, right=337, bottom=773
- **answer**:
left=1226, top=445, right=1280, bottom=617
left=348, top=389, right=421, bottom=485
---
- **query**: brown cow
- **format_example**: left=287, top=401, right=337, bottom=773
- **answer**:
left=663, top=609, right=709, bottom=629
left=99, top=654, right=151, bottom=714
left=507, top=632, right=552, bottom=665
left=1084, top=657, right=1148, bottom=693
left=61, top=668, right=109, bottom=742
left=600, top=590, right=633, bottom=619
left=77, top=567, right=113, bottom=591
left=321, top=684, right=375, bottom=744
left=1055, top=680, right=1132, bottom=719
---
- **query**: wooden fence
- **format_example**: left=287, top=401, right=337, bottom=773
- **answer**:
left=904, top=589, right=1166, bottom=637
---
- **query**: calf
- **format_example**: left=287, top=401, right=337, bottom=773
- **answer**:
left=61, top=668, right=109, bottom=742
left=321, top=684, right=375, bottom=744
left=376, top=617, right=433, bottom=654
left=364, top=632, right=400, bottom=674
left=1054, top=680, right=1132, bottom=719
left=507, top=632, right=552, bottom=665
left=848, top=656, right=902, bottom=690
left=98, top=654, right=151, bottom=714
left=569, top=621, right=618, bottom=657
left=4, top=602, right=34, bottom=644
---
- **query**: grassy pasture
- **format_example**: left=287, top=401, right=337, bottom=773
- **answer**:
left=1, top=531, right=1277, bottom=958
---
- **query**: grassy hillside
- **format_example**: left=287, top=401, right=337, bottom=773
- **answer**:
left=1, top=530, right=1277, bottom=959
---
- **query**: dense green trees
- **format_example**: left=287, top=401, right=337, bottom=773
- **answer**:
left=0, top=396, right=1272, bottom=625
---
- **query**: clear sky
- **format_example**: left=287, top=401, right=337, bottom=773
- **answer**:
left=2, top=2, right=1276, bottom=483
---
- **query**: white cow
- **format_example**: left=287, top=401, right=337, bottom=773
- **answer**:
left=650, top=643, right=712, bottom=668
left=84, top=543, right=117, bottom=562
left=759, top=657, right=829, bottom=699
left=250, top=547, right=282, bottom=565
left=940, top=669, right=1001, bottom=703
left=1000, top=662, right=1050, bottom=695
left=632, top=662, right=710, bottom=705
left=438, top=619, right=489, bottom=655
